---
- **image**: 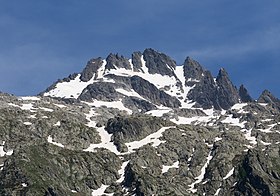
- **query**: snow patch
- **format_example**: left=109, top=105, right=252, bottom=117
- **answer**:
left=83, top=109, right=120, bottom=154
left=116, top=161, right=130, bottom=183
left=39, top=107, right=54, bottom=112
left=91, top=184, right=112, bottom=196
left=223, top=167, right=234, bottom=180
left=47, top=136, right=64, bottom=148
left=146, top=109, right=171, bottom=117
left=260, top=141, right=271, bottom=146
left=242, top=129, right=257, bottom=145
left=87, top=100, right=132, bottom=115
left=126, top=127, right=174, bottom=153
left=23, top=122, right=32, bottom=125
left=20, top=96, right=40, bottom=101
left=22, top=183, right=28, bottom=187
left=162, top=161, right=179, bottom=174
left=221, top=115, right=246, bottom=128
left=214, top=137, right=222, bottom=142
left=116, top=88, right=145, bottom=100
left=54, top=121, right=61, bottom=126
left=188, top=148, right=214, bottom=193
left=53, top=103, right=66, bottom=108
left=258, top=123, right=277, bottom=133
left=44, top=74, right=95, bottom=99
left=231, top=103, right=247, bottom=110
left=214, top=188, right=221, bottom=196
left=0, top=142, right=13, bottom=157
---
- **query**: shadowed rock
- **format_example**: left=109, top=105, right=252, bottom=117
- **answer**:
left=239, top=84, right=254, bottom=103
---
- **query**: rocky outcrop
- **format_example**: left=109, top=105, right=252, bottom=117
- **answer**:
left=258, top=90, right=280, bottom=110
left=130, top=76, right=181, bottom=108
left=78, top=82, right=123, bottom=102
left=239, top=84, right=254, bottom=103
left=122, top=97, right=157, bottom=113
left=131, top=51, right=144, bottom=72
left=183, top=56, right=205, bottom=86
left=0, top=145, right=121, bottom=195
left=106, top=115, right=174, bottom=152
left=187, top=70, right=217, bottom=109
left=233, top=149, right=279, bottom=195
left=143, top=48, right=176, bottom=76
left=80, top=57, right=104, bottom=82
left=215, top=68, right=240, bottom=109
left=187, top=68, right=241, bottom=110
left=105, top=53, right=131, bottom=70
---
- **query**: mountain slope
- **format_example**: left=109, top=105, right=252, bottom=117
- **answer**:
left=0, top=49, right=279, bottom=195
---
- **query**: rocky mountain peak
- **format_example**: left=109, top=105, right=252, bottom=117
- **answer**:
left=216, top=67, right=229, bottom=82
left=239, top=84, right=253, bottom=103
left=143, top=48, right=177, bottom=76
left=183, top=56, right=205, bottom=83
left=80, top=57, right=104, bottom=82
left=258, top=90, right=280, bottom=110
left=215, top=68, right=240, bottom=109
left=131, top=51, right=143, bottom=72
left=105, top=53, right=132, bottom=71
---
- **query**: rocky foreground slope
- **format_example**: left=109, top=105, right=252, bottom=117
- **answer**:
left=0, top=49, right=279, bottom=195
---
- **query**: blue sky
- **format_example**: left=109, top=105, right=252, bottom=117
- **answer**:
left=0, top=0, right=279, bottom=98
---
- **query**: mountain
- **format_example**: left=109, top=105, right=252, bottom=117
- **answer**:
left=0, top=49, right=279, bottom=195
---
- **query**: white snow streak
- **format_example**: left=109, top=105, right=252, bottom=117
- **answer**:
left=116, top=161, right=130, bottom=183
left=47, top=136, right=64, bottom=148
left=242, top=129, right=257, bottom=145
left=125, top=127, right=174, bottom=153
left=214, top=188, right=221, bottom=196
left=54, top=121, right=61, bottom=126
left=223, top=167, right=234, bottom=180
left=161, top=161, right=179, bottom=174
left=221, top=115, right=246, bottom=128
left=188, top=149, right=213, bottom=193
left=39, top=107, right=54, bottom=112
left=146, top=109, right=171, bottom=117
left=20, top=96, right=40, bottom=101
left=0, top=142, right=13, bottom=157
left=83, top=109, right=119, bottom=154
left=87, top=100, right=132, bottom=115
left=91, top=184, right=112, bottom=196
left=23, top=122, right=32, bottom=125
left=116, top=88, right=144, bottom=100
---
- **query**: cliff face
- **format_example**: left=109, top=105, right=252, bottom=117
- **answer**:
left=1, top=49, right=279, bottom=195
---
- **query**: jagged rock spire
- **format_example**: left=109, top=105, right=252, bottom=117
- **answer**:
left=258, top=90, right=280, bottom=103
left=80, top=57, right=104, bottom=82
left=239, top=84, right=253, bottom=102
left=183, top=56, right=205, bottom=83
left=215, top=68, right=240, bottom=109
left=143, top=48, right=177, bottom=76
left=258, top=89, right=280, bottom=110
left=105, top=53, right=131, bottom=70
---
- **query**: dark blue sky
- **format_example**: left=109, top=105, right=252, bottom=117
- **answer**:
left=0, top=0, right=279, bottom=98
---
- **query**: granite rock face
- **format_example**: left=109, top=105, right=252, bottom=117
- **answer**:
left=143, top=48, right=177, bottom=76
left=80, top=57, right=104, bottom=82
left=183, top=57, right=205, bottom=85
left=215, top=68, right=240, bottom=110
left=239, top=84, right=254, bottom=103
left=187, top=67, right=241, bottom=110
left=258, top=90, right=280, bottom=110
left=105, top=53, right=132, bottom=70
left=130, top=75, right=181, bottom=108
